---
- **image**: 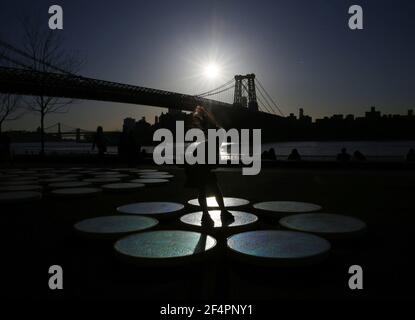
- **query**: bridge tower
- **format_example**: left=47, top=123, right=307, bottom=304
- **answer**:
left=233, top=73, right=258, bottom=112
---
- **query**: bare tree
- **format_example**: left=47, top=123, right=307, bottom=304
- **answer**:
left=0, top=94, right=23, bottom=133
left=21, top=17, right=82, bottom=155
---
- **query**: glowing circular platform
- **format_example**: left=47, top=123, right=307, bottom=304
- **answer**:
left=51, top=187, right=102, bottom=197
left=102, top=182, right=145, bottom=192
left=130, top=178, right=169, bottom=184
left=84, top=177, right=121, bottom=184
left=253, top=201, right=322, bottom=214
left=77, top=170, right=98, bottom=175
left=0, top=180, right=42, bottom=186
left=114, top=230, right=217, bottom=265
left=94, top=174, right=130, bottom=179
left=134, top=169, right=159, bottom=173
left=279, top=213, right=367, bottom=239
left=41, top=177, right=78, bottom=184
left=0, top=191, right=42, bottom=204
left=110, top=168, right=131, bottom=172
left=188, top=197, right=250, bottom=208
left=180, top=210, right=258, bottom=229
left=92, top=171, right=121, bottom=176
left=227, top=230, right=331, bottom=266
left=59, top=174, right=83, bottom=179
left=48, top=181, right=92, bottom=188
left=0, top=184, right=42, bottom=192
left=117, top=201, right=184, bottom=216
left=140, top=174, right=174, bottom=179
left=74, top=215, right=158, bottom=238
left=139, top=171, right=169, bottom=175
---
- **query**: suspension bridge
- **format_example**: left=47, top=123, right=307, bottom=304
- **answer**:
left=43, top=123, right=93, bottom=142
left=0, top=39, right=285, bottom=131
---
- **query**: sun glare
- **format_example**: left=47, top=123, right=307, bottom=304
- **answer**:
left=203, top=63, right=220, bottom=79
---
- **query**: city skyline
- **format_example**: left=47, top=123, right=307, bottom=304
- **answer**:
left=1, top=0, right=414, bottom=131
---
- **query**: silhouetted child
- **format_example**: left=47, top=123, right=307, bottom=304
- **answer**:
left=407, top=148, right=415, bottom=162
left=184, top=105, right=235, bottom=228
left=337, top=148, right=351, bottom=162
left=92, top=126, right=107, bottom=158
left=287, top=148, right=301, bottom=161
left=353, top=150, right=366, bottom=161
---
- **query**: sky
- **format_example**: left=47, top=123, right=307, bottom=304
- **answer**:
left=0, top=0, right=414, bottom=131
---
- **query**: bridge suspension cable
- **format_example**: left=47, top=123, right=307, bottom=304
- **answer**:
left=255, top=78, right=285, bottom=116
left=255, top=81, right=279, bottom=115
left=195, top=78, right=234, bottom=97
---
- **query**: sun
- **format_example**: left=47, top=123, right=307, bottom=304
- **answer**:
left=203, top=63, right=220, bottom=79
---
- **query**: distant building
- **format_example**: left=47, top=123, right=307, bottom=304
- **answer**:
left=365, top=106, right=381, bottom=119
left=123, top=117, right=136, bottom=132
left=331, top=114, right=344, bottom=120
left=298, top=108, right=312, bottom=123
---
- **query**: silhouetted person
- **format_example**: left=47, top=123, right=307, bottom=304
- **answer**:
left=353, top=150, right=366, bottom=161
left=337, top=148, right=351, bottom=162
left=0, top=132, right=11, bottom=162
left=407, top=148, right=415, bottom=162
left=288, top=148, right=301, bottom=161
left=268, top=148, right=277, bottom=160
left=184, top=106, right=234, bottom=228
left=92, top=126, right=107, bottom=158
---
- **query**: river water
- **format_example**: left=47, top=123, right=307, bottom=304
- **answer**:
left=10, top=140, right=415, bottom=162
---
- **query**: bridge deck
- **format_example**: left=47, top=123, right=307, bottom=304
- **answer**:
left=0, top=67, right=232, bottom=112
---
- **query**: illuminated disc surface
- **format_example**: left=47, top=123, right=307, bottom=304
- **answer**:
left=279, top=213, right=367, bottom=239
left=110, top=168, right=132, bottom=172
left=227, top=230, right=331, bottom=266
left=134, top=169, right=159, bottom=173
left=188, top=197, right=250, bottom=208
left=0, top=180, right=42, bottom=186
left=92, top=171, right=121, bottom=175
left=51, top=187, right=102, bottom=197
left=140, top=174, right=174, bottom=179
left=0, top=191, right=42, bottom=204
left=77, top=170, right=98, bottom=174
left=181, top=211, right=258, bottom=228
left=94, top=174, right=130, bottom=179
left=114, top=230, right=216, bottom=260
left=74, top=215, right=158, bottom=237
left=0, top=185, right=42, bottom=192
left=253, top=201, right=322, bottom=213
left=49, top=181, right=92, bottom=188
left=59, top=174, right=83, bottom=179
left=102, top=182, right=145, bottom=191
left=84, top=177, right=121, bottom=184
left=130, top=178, right=168, bottom=184
left=138, top=171, right=169, bottom=175
left=41, top=177, right=77, bottom=183
left=117, top=202, right=184, bottom=215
